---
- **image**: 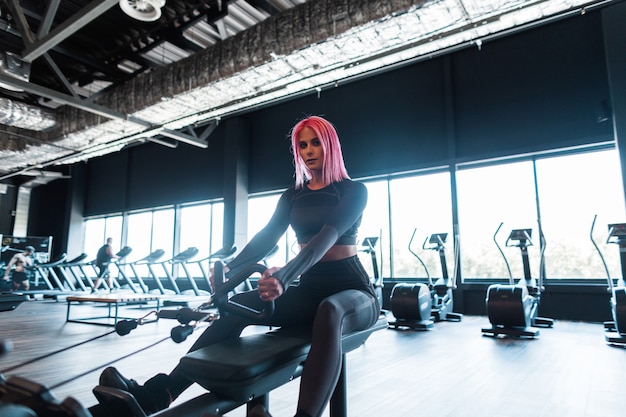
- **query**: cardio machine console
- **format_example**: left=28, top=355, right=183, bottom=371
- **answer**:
left=608, top=223, right=626, bottom=237
left=509, top=229, right=532, bottom=239
left=361, top=237, right=379, bottom=248
left=506, top=229, right=533, bottom=246
left=428, top=233, right=448, bottom=244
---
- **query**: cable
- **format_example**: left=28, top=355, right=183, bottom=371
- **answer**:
left=49, top=336, right=171, bottom=391
left=0, top=330, right=117, bottom=374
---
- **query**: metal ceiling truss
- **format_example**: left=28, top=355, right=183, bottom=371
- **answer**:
left=0, top=0, right=618, bottom=183
left=0, top=71, right=208, bottom=146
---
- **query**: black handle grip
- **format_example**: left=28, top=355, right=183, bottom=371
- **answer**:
left=157, top=308, right=211, bottom=324
left=213, top=261, right=275, bottom=320
left=171, top=325, right=194, bottom=343
left=115, top=320, right=138, bottom=336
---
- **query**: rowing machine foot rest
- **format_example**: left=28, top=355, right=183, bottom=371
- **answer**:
left=92, top=388, right=238, bottom=417
left=0, top=375, right=91, bottom=417
left=92, top=386, right=147, bottom=417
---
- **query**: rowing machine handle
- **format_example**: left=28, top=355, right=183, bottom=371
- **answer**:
left=171, top=325, right=194, bottom=343
left=212, top=261, right=275, bottom=320
left=157, top=308, right=212, bottom=324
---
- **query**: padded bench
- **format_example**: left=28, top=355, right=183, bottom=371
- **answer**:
left=93, top=316, right=388, bottom=417
left=66, top=294, right=161, bottom=326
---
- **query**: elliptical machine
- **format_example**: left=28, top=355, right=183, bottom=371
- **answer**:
left=589, top=216, right=626, bottom=346
left=410, top=229, right=462, bottom=322
left=482, top=223, right=554, bottom=338
left=388, top=228, right=462, bottom=330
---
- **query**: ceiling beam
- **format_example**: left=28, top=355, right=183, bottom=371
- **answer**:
left=21, top=0, right=119, bottom=62
left=4, top=0, right=36, bottom=46
left=0, top=72, right=208, bottom=148
left=37, top=0, right=61, bottom=38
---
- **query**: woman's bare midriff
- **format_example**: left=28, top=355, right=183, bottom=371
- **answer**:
left=299, top=244, right=357, bottom=262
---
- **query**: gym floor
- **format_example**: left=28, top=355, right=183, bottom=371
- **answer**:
left=1, top=297, right=625, bottom=417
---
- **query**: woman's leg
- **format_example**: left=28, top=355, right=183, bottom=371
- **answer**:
left=168, top=286, right=320, bottom=398
left=296, top=290, right=379, bottom=417
left=98, top=290, right=264, bottom=412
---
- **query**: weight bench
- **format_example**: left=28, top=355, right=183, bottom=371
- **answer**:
left=66, top=294, right=161, bottom=326
left=93, top=315, right=388, bottom=417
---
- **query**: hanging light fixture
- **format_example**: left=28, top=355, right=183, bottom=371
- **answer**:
left=118, top=0, right=166, bottom=22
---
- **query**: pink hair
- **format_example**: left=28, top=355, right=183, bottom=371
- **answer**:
left=290, top=116, right=350, bottom=188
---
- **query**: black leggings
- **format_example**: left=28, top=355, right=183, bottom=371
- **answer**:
left=167, top=257, right=380, bottom=417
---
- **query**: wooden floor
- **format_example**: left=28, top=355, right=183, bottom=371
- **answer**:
left=1, top=295, right=626, bottom=417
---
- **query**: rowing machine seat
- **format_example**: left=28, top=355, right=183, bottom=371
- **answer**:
left=179, top=316, right=388, bottom=402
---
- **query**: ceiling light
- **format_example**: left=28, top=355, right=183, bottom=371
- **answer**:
left=119, top=0, right=166, bottom=22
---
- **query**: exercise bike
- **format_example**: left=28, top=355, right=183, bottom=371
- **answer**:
left=589, top=217, right=626, bottom=346
left=481, top=223, right=554, bottom=338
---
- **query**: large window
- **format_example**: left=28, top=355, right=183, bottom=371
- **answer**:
left=360, top=180, right=390, bottom=280
left=456, top=148, right=626, bottom=282
left=536, top=150, right=625, bottom=279
left=388, top=172, right=453, bottom=280
left=248, top=193, right=295, bottom=266
left=457, top=161, right=539, bottom=281
left=125, top=208, right=174, bottom=278
left=83, top=215, right=122, bottom=261
left=82, top=147, right=625, bottom=285
left=179, top=202, right=224, bottom=258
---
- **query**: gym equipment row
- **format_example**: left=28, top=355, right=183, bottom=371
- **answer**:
left=0, top=260, right=388, bottom=417
left=7, top=246, right=241, bottom=300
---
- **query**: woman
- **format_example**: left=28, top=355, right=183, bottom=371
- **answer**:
left=98, top=116, right=380, bottom=417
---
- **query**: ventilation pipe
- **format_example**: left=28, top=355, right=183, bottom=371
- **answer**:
left=0, top=97, right=56, bottom=131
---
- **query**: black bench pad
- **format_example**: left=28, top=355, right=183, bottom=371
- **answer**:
left=179, top=317, right=387, bottom=402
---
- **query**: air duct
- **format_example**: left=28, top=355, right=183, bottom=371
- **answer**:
left=0, top=97, right=56, bottom=131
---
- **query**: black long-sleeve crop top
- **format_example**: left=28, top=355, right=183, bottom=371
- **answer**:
left=226, top=179, right=367, bottom=288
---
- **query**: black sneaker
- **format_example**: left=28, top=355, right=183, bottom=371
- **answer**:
left=99, top=367, right=172, bottom=415
left=99, top=367, right=138, bottom=392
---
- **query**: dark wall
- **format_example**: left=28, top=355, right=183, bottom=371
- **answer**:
left=243, top=11, right=611, bottom=194
left=453, top=12, right=612, bottom=161
left=84, top=126, right=227, bottom=216
left=28, top=180, right=70, bottom=259
left=245, top=57, right=449, bottom=193
left=0, top=184, right=17, bottom=236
